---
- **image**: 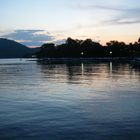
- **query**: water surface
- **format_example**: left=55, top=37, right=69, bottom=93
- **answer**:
left=0, top=59, right=140, bottom=140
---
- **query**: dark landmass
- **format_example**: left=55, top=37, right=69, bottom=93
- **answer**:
left=0, top=37, right=140, bottom=59
left=36, top=37, right=140, bottom=58
left=0, top=38, right=39, bottom=58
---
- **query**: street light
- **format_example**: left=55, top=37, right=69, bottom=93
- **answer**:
left=110, top=51, right=112, bottom=55
left=81, top=52, right=84, bottom=56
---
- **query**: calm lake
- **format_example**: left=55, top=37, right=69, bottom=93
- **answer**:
left=0, top=59, right=140, bottom=140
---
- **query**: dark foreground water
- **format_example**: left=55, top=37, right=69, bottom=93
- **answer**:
left=0, top=59, right=140, bottom=140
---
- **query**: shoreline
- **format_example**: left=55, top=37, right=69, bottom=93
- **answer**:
left=36, top=57, right=140, bottom=66
left=37, top=57, right=136, bottom=62
left=0, top=57, right=139, bottom=65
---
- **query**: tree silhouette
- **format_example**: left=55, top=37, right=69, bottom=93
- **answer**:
left=37, top=37, right=140, bottom=58
left=138, top=37, right=140, bottom=44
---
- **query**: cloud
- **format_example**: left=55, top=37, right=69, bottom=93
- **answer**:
left=82, top=5, right=140, bottom=12
left=102, top=8, right=140, bottom=25
left=101, top=7, right=140, bottom=25
left=104, top=18, right=140, bottom=25
left=1, top=29, right=56, bottom=47
left=53, top=39, right=66, bottom=45
left=79, top=4, right=140, bottom=25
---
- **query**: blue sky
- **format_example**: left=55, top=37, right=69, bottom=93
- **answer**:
left=0, top=0, right=140, bottom=47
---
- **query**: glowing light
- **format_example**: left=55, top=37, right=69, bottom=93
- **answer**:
left=110, top=51, right=112, bottom=54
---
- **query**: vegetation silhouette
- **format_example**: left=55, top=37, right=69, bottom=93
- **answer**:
left=37, top=37, right=140, bottom=58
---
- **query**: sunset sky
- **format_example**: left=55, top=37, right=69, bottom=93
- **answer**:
left=0, top=0, right=140, bottom=47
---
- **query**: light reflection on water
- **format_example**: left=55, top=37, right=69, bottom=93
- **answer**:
left=0, top=59, right=140, bottom=140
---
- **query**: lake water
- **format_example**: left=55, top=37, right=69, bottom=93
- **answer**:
left=0, top=59, right=140, bottom=140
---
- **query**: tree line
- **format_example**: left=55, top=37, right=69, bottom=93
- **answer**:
left=36, top=37, right=140, bottom=58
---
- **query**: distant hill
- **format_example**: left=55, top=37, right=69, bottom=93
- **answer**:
left=0, top=38, right=39, bottom=58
